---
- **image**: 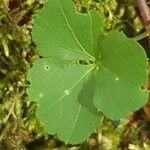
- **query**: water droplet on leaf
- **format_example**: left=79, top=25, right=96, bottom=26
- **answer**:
left=115, top=77, right=119, bottom=81
left=64, top=89, right=70, bottom=95
left=39, top=93, right=44, bottom=98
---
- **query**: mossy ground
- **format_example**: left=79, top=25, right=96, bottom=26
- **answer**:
left=0, top=0, right=150, bottom=149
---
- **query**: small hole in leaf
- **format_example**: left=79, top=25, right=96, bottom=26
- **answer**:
left=140, top=85, right=147, bottom=91
left=78, top=60, right=94, bottom=65
left=44, top=65, right=50, bottom=70
left=39, top=55, right=44, bottom=59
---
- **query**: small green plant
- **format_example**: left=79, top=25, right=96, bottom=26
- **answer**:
left=28, top=0, right=148, bottom=144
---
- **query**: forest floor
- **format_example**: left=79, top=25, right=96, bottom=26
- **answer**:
left=0, top=0, right=150, bottom=149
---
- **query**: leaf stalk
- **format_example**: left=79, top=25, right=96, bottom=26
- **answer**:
left=132, top=29, right=150, bottom=41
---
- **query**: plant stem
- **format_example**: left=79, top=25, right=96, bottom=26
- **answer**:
left=136, top=0, right=150, bottom=29
left=132, top=29, right=150, bottom=41
left=136, top=0, right=150, bottom=58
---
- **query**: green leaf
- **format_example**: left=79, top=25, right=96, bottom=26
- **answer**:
left=29, top=0, right=103, bottom=144
left=94, top=31, right=148, bottom=119
left=32, top=0, right=103, bottom=59
left=28, top=0, right=148, bottom=144
left=28, top=59, right=101, bottom=144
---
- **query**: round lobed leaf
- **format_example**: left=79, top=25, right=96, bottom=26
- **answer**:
left=28, top=0, right=148, bottom=144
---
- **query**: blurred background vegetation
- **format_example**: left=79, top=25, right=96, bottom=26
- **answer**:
left=0, top=0, right=149, bottom=149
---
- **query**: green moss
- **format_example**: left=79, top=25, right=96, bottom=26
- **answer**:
left=73, top=0, right=143, bottom=36
left=0, top=1, right=43, bottom=149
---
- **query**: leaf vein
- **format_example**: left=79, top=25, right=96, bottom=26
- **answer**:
left=48, top=65, right=95, bottom=109
left=58, top=0, right=94, bottom=59
left=34, top=24, right=89, bottom=57
left=89, top=13, right=94, bottom=51
left=66, top=105, right=81, bottom=142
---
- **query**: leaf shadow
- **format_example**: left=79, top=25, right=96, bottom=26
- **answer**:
left=78, top=73, right=102, bottom=116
